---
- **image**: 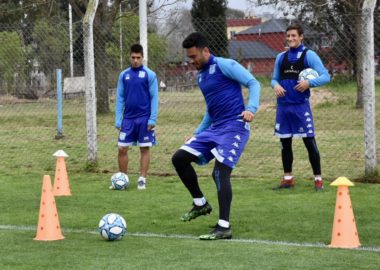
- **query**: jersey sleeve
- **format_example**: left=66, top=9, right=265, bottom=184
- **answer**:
left=305, top=50, right=331, bottom=87
left=146, top=68, right=159, bottom=126
left=271, top=52, right=285, bottom=88
left=217, top=58, right=261, bottom=113
left=115, top=71, right=126, bottom=128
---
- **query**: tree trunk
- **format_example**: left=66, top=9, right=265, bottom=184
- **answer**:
left=355, top=14, right=364, bottom=109
left=361, top=0, right=377, bottom=177
left=94, top=26, right=110, bottom=114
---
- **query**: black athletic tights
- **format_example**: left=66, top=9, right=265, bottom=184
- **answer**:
left=172, top=149, right=233, bottom=221
left=280, top=137, right=321, bottom=175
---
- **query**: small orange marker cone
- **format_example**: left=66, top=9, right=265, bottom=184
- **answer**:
left=53, top=150, right=71, bottom=196
left=329, top=177, right=360, bottom=249
left=34, top=175, right=65, bottom=241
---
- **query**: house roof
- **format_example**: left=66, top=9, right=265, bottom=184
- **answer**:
left=227, top=18, right=261, bottom=27
left=236, top=18, right=318, bottom=36
left=228, top=40, right=279, bottom=59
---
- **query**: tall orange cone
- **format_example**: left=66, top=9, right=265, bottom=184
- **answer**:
left=329, top=177, right=360, bottom=248
left=34, top=175, right=65, bottom=241
left=53, top=150, right=71, bottom=196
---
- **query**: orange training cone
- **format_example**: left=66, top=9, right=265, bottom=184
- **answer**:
left=53, top=150, right=71, bottom=196
left=329, top=177, right=360, bottom=248
left=34, top=175, right=65, bottom=241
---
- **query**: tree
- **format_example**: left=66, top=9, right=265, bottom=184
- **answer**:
left=106, top=14, right=167, bottom=80
left=226, top=8, right=245, bottom=19
left=69, top=0, right=180, bottom=114
left=32, top=19, right=69, bottom=77
left=191, top=0, right=229, bottom=57
left=0, top=31, right=27, bottom=95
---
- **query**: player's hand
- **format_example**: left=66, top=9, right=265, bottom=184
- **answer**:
left=147, top=125, right=155, bottom=131
left=273, top=84, right=286, bottom=97
left=241, top=111, right=255, bottom=122
left=295, top=80, right=310, bottom=92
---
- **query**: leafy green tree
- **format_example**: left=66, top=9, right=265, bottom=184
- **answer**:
left=226, top=8, right=245, bottom=19
left=0, top=31, right=27, bottom=95
left=107, top=14, right=167, bottom=84
left=191, top=0, right=229, bottom=57
left=32, top=19, right=69, bottom=75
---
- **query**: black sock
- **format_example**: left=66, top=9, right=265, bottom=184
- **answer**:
left=172, top=149, right=203, bottom=198
left=280, top=137, right=293, bottom=173
left=212, top=161, right=233, bottom=222
left=303, top=137, right=321, bottom=175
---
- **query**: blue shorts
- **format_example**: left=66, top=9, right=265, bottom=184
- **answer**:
left=180, top=120, right=250, bottom=169
left=274, top=103, right=315, bottom=138
left=118, top=116, right=156, bottom=147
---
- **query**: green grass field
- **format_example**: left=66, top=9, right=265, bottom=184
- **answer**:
left=0, top=172, right=380, bottom=269
left=0, top=80, right=380, bottom=269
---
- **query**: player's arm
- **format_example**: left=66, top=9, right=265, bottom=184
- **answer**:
left=305, top=50, right=331, bottom=87
left=147, top=70, right=159, bottom=130
left=115, top=71, right=125, bottom=129
left=271, top=53, right=286, bottom=97
left=217, top=58, right=260, bottom=121
left=194, top=110, right=212, bottom=135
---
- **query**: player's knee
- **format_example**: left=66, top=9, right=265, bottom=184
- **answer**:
left=118, top=146, right=128, bottom=155
left=171, top=150, right=183, bottom=168
left=172, top=149, right=193, bottom=168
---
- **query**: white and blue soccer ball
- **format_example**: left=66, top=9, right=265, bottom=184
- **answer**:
left=98, top=213, right=127, bottom=241
left=299, top=68, right=319, bottom=81
left=110, top=172, right=129, bottom=190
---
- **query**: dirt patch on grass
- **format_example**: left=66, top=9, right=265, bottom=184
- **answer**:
left=259, top=88, right=338, bottom=112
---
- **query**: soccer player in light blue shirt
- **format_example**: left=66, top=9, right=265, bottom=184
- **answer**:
left=271, top=23, right=330, bottom=191
left=115, top=44, right=158, bottom=190
left=172, top=32, right=261, bottom=240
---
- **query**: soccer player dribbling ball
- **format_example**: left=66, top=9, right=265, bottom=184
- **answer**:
left=172, top=32, right=261, bottom=240
left=271, top=23, right=331, bottom=191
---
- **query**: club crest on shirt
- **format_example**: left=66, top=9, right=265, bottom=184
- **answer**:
left=209, top=64, right=216, bottom=74
left=125, top=74, right=130, bottom=80
left=139, top=71, right=146, bottom=78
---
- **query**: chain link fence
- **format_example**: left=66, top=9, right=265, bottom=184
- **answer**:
left=0, top=13, right=379, bottom=181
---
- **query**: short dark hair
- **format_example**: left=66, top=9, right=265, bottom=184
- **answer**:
left=130, top=44, right=144, bottom=55
left=286, top=23, right=304, bottom=36
left=182, top=32, right=209, bottom=49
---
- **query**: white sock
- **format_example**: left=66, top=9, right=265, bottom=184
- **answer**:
left=193, top=197, right=206, bottom=206
left=284, top=175, right=293, bottom=181
left=218, top=219, right=230, bottom=228
left=315, top=176, right=322, bottom=181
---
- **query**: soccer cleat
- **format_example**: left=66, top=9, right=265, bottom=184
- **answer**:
left=272, top=178, right=295, bottom=190
left=137, top=177, right=146, bottom=190
left=314, top=179, right=324, bottom=191
left=180, top=202, right=212, bottom=222
left=199, top=224, right=232, bottom=240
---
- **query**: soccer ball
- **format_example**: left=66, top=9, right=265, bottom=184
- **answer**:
left=98, top=213, right=127, bottom=241
left=298, top=68, right=319, bottom=81
left=110, top=172, right=129, bottom=190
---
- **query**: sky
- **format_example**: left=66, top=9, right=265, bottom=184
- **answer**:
left=226, top=0, right=252, bottom=11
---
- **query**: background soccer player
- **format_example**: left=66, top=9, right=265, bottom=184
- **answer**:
left=172, top=32, right=260, bottom=240
left=271, top=23, right=330, bottom=191
left=115, top=44, right=159, bottom=190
